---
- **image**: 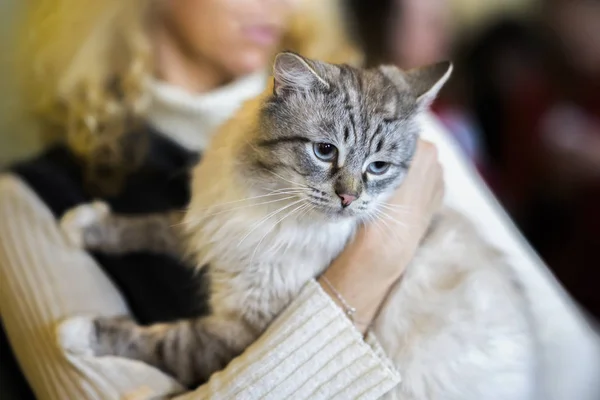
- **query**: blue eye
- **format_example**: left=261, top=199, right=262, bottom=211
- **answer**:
left=367, top=161, right=390, bottom=175
left=313, top=143, right=338, bottom=162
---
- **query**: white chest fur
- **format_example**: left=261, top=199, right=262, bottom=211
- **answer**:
left=186, top=191, right=355, bottom=329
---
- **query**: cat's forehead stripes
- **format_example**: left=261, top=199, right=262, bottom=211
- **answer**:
left=368, top=125, right=383, bottom=154
left=259, top=59, right=424, bottom=175
left=256, top=136, right=310, bottom=148
left=334, top=66, right=411, bottom=153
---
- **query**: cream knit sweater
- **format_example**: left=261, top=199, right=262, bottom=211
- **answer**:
left=0, top=74, right=401, bottom=400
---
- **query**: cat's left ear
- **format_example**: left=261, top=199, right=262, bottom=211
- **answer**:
left=272, top=51, right=330, bottom=96
left=405, top=61, right=453, bottom=109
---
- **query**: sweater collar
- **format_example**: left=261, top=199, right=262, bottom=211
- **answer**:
left=144, top=71, right=268, bottom=152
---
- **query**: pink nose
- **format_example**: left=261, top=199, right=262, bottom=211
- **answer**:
left=338, top=193, right=357, bottom=207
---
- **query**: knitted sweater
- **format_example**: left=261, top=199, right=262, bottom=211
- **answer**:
left=0, top=73, right=400, bottom=399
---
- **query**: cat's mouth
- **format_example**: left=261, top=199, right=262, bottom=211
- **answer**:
left=303, top=191, right=367, bottom=220
left=305, top=199, right=361, bottom=220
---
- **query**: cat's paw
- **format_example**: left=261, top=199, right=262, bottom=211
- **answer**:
left=60, top=201, right=110, bottom=247
left=56, top=315, right=99, bottom=356
left=57, top=315, right=134, bottom=357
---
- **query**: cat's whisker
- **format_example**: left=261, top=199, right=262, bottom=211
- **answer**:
left=363, top=211, right=387, bottom=240
left=378, top=217, right=400, bottom=242
left=377, top=219, right=405, bottom=245
left=360, top=212, right=372, bottom=227
left=370, top=211, right=395, bottom=240
left=297, top=203, right=315, bottom=220
left=187, top=196, right=300, bottom=225
left=260, top=202, right=310, bottom=253
left=250, top=202, right=309, bottom=262
left=187, top=198, right=298, bottom=225
left=262, top=202, right=313, bottom=255
left=175, top=192, right=306, bottom=227
left=377, top=206, right=409, bottom=216
left=269, top=187, right=306, bottom=193
left=378, top=203, right=410, bottom=214
left=372, top=209, right=404, bottom=244
left=258, top=186, right=304, bottom=194
left=265, top=170, right=310, bottom=189
left=197, top=191, right=305, bottom=212
left=376, top=208, right=409, bottom=230
left=237, top=198, right=306, bottom=247
left=380, top=201, right=410, bottom=209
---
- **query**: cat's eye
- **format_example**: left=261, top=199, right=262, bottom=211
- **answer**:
left=313, top=143, right=338, bottom=162
left=367, top=161, right=390, bottom=175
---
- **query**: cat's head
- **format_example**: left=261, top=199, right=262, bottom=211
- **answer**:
left=246, top=51, right=452, bottom=222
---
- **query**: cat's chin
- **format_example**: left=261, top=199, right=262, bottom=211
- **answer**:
left=307, top=205, right=362, bottom=223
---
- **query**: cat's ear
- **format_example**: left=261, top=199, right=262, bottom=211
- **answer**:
left=272, top=51, right=330, bottom=96
left=404, top=61, right=453, bottom=109
left=379, top=61, right=453, bottom=110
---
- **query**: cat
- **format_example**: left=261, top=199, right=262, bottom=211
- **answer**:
left=59, top=52, right=535, bottom=399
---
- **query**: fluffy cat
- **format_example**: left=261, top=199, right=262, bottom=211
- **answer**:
left=60, top=52, right=535, bottom=399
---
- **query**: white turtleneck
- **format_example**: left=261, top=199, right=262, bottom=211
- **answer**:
left=0, top=74, right=401, bottom=400
left=145, top=72, right=268, bottom=151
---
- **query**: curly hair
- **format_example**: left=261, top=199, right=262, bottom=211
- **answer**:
left=16, top=0, right=361, bottom=195
left=16, top=0, right=152, bottom=194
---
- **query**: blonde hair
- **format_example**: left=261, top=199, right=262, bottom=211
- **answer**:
left=17, top=0, right=360, bottom=194
left=282, top=0, right=363, bottom=66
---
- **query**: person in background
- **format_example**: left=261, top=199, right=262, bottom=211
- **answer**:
left=0, top=0, right=444, bottom=399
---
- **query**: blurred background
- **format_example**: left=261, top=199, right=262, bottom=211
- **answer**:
left=1, top=0, right=598, bottom=318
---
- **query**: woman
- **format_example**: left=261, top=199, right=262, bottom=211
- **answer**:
left=0, top=0, right=444, bottom=398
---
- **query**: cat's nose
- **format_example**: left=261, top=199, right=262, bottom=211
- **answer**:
left=337, top=193, right=357, bottom=208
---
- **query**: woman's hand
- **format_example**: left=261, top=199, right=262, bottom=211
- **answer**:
left=319, top=140, right=444, bottom=334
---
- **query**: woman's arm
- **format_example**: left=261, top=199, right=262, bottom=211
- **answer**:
left=0, top=174, right=184, bottom=400
left=173, top=280, right=400, bottom=400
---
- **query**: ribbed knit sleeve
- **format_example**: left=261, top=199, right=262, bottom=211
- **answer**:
left=175, top=280, right=400, bottom=400
left=0, top=174, right=185, bottom=399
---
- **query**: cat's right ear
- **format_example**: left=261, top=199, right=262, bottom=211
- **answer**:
left=405, top=61, right=453, bottom=110
left=379, top=61, right=453, bottom=111
left=272, top=52, right=330, bottom=96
